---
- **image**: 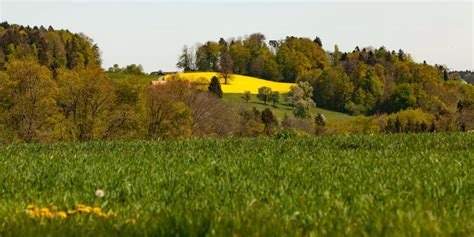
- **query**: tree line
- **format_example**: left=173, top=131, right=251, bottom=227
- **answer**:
left=0, top=23, right=472, bottom=143
left=0, top=22, right=101, bottom=73
left=177, top=33, right=474, bottom=119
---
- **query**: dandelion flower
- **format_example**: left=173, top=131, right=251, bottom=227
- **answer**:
left=93, top=207, right=102, bottom=214
left=57, top=211, right=67, bottom=218
left=95, top=189, right=105, bottom=198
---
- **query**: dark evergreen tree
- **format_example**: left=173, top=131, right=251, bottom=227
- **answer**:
left=398, top=49, right=405, bottom=61
left=208, top=76, right=223, bottom=98
left=313, top=36, right=322, bottom=47
left=367, top=51, right=376, bottom=66
left=443, top=69, right=449, bottom=81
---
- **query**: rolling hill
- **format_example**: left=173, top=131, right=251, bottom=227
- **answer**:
left=108, top=71, right=352, bottom=121
left=164, top=72, right=295, bottom=94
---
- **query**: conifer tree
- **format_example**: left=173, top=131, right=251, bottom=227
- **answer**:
left=208, top=76, right=223, bottom=98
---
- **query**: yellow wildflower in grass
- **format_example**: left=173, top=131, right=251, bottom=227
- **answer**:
left=93, top=207, right=102, bottom=213
left=26, top=203, right=117, bottom=220
left=164, top=72, right=295, bottom=94
left=44, top=211, right=53, bottom=219
left=57, top=211, right=67, bottom=218
left=28, top=209, right=38, bottom=218
left=77, top=205, right=92, bottom=213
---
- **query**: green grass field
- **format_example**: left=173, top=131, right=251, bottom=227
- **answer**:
left=0, top=133, right=472, bottom=236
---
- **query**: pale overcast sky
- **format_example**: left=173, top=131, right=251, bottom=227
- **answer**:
left=0, top=1, right=472, bottom=72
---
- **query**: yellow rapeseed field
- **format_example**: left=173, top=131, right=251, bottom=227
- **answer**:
left=164, top=72, right=295, bottom=94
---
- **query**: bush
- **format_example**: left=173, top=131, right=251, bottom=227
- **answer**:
left=327, top=116, right=381, bottom=135
left=382, top=109, right=435, bottom=133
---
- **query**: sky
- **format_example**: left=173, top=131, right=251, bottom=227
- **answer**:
left=0, top=1, right=472, bottom=72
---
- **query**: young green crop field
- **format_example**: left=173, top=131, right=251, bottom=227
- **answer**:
left=0, top=133, right=472, bottom=236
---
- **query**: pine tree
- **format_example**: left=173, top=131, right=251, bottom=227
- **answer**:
left=208, top=76, right=223, bottom=98
left=313, top=36, right=322, bottom=47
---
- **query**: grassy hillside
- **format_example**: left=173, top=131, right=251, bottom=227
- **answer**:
left=164, top=72, right=295, bottom=93
left=0, top=133, right=472, bottom=236
left=224, top=93, right=352, bottom=121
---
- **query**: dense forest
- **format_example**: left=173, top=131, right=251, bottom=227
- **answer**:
left=177, top=34, right=473, bottom=117
left=0, top=22, right=472, bottom=143
left=0, top=22, right=101, bottom=72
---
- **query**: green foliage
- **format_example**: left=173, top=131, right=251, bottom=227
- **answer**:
left=176, top=45, right=195, bottom=71
left=328, top=115, right=381, bottom=134
left=313, top=67, right=353, bottom=112
left=0, top=22, right=101, bottom=73
left=146, top=81, right=193, bottom=140
left=292, top=99, right=314, bottom=118
left=348, top=64, right=384, bottom=115
left=238, top=107, right=264, bottom=137
left=196, top=41, right=220, bottom=72
left=103, top=77, right=148, bottom=140
left=241, top=91, right=251, bottom=103
left=223, top=93, right=353, bottom=123
left=382, top=109, right=435, bottom=133
left=0, top=133, right=472, bottom=236
left=56, top=66, right=115, bottom=141
left=388, top=83, right=417, bottom=112
left=269, top=91, right=280, bottom=107
left=276, top=37, right=329, bottom=82
left=256, top=86, right=272, bottom=105
left=123, top=64, right=144, bottom=75
left=181, top=33, right=470, bottom=118
left=286, top=81, right=315, bottom=118
left=0, top=59, right=60, bottom=142
left=107, top=64, right=145, bottom=75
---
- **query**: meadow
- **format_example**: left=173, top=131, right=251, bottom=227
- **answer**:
left=0, top=133, right=472, bottom=236
left=223, top=93, right=353, bottom=121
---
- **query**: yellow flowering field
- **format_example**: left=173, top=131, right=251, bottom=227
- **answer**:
left=164, top=72, right=295, bottom=94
